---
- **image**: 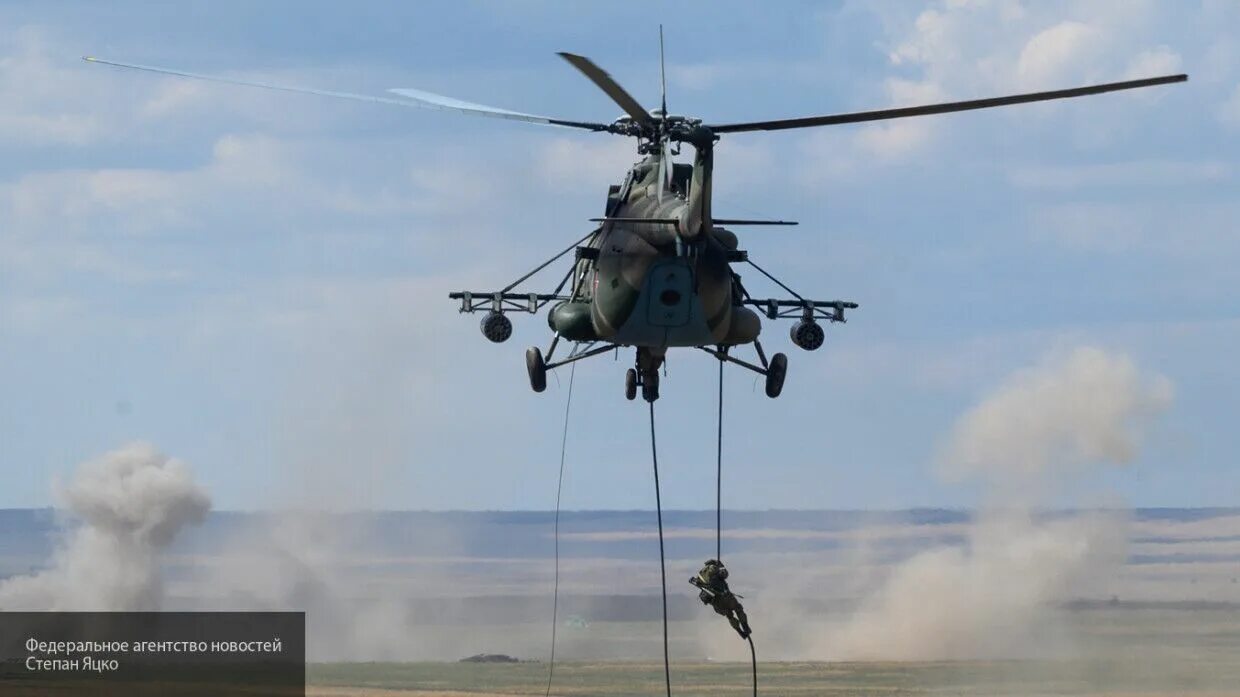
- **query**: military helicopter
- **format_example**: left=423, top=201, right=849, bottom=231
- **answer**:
left=85, top=42, right=1185, bottom=402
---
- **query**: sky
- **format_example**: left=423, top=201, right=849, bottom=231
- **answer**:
left=1, top=0, right=1237, bottom=511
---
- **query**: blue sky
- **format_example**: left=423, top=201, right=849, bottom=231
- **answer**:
left=1, top=0, right=1237, bottom=511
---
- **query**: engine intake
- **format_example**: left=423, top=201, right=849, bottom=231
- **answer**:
left=480, top=311, right=513, bottom=343
left=789, top=320, right=824, bottom=351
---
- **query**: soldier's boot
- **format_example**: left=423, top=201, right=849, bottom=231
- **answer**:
left=734, top=607, right=752, bottom=639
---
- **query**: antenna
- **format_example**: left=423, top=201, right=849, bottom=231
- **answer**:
left=656, top=25, right=672, bottom=202
left=659, top=25, right=667, bottom=117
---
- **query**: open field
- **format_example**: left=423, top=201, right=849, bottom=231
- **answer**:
left=307, top=605, right=1240, bottom=696
left=308, top=657, right=1240, bottom=697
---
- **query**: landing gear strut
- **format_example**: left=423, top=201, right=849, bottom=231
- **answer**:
left=700, top=342, right=789, bottom=399
left=525, top=341, right=620, bottom=394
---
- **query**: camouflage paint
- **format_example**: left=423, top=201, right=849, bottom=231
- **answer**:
left=587, top=141, right=760, bottom=348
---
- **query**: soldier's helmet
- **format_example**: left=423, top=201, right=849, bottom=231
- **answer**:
left=702, top=559, right=728, bottom=580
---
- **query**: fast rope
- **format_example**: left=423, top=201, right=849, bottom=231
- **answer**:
left=716, top=359, right=723, bottom=561
left=747, top=636, right=757, bottom=696
left=544, top=362, right=576, bottom=697
left=546, top=359, right=750, bottom=697
left=648, top=400, right=673, bottom=697
left=715, top=356, right=758, bottom=697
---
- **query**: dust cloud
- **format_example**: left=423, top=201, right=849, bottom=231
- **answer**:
left=195, top=513, right=622, bottom=662
left=940, top=345, right=1175, bottom=493
left=196, top=511, right=449, bottom=661
left=0, top=442, right=210, bottom=611
left=825, top=346, right=1173, bottom=660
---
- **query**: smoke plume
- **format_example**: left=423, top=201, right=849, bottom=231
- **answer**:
left=941, top=345, right=1174, bottom=491
left=827, top=346, right=1173, bottom=660
left=0, top=442, right=210, bottom=611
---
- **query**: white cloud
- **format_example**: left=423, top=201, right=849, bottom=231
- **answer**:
left=2, top=133, right=301, bottom=242
left=0, top=25, right=409, bottom=150
left=1, top=133, right=391, bottom=290
left=0, top=29, right=252, bottom=147
left=815, top=1, right=1199, bottom=165
left=138, top=80, right=213, bottom=119
left=855, top=78, right=950, bottom=158
left=0, top=28, right=112, bottom=145
left=1123, top=45, right=1183, bottom=80
left=1017, top=21, right=1105, bottom=89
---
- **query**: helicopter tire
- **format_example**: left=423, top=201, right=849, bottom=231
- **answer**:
left=526, top=347, right=547, bottom=393
left=765, top=352, right=788, bottom=398
left=642, top=369, right=660, bottom=403
left=625, top=368, right=638, bottom=401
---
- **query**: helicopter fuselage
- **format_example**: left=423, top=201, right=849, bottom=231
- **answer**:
left=550, top=151, right=762, bottom=351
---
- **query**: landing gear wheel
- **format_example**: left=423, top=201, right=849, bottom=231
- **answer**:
left=765, top=352, right=787, bottom=398
left=625, top=368, right=638, bottom=401
left=642, top=370, right=660, bottom=403
left=526, top=347, right=547, bottom=393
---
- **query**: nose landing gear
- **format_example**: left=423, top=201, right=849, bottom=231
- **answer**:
left=624, top=366, right=660, bottom=401
left=627, top=348, right=663, bottom=402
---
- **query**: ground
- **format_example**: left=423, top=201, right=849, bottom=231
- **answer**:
left=307, top=656, right=1240, bottom=696
left=302, top=603, right=1240, bottom=695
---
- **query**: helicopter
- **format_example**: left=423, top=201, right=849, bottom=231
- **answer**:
left=84, top=43, right=1186, bottom=402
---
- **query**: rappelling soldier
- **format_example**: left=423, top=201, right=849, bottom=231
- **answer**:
left=689, top=558, right=752, bottom=639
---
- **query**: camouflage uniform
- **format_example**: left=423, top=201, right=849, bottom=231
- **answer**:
left=691, top=559, right=751, bottom=639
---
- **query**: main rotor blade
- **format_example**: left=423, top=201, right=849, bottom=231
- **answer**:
left=657, top=139, right=672, bottom=203
left=558, top=52, right=655, bottom=129
left=386, top=87, right=607, bottom=130
left=707, top=74, right=1188, bottom=134
left=83, top=56, right=609, bottom=132
left=657, top=144, right=665, bottom=204
left=712, top=219, right=798, bottom=226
